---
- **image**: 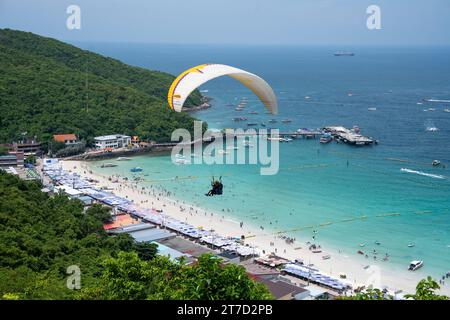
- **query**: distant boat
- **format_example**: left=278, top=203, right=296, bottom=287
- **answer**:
left=268, top=119, right=277, bottom=123
left=444, top=108, right=450, bottom=113
left=408, top=260, right=423, bottom=271
left=101, top=163, right=117, bottom=168
left=247, top=123, right=258, bottom=126
left=334, top=51, right=355, bottom=56
left=248, top=111, right=258, bottom=115
left=174, top=158, right=190, bottom=165
left=320, top=133, right=332, bottom=144
left=200, top=89, right=209, bottom=93
left=368, top=107, right=377, bottom=111
left=243, top=141, right=254, bottom=148
left=130, top=167, right=143, bottom=172
left=117, top=157, right=131, bottom=161
left=281, top=119, right=292, bottom=123
left=432, top=160, right=441, bottom=167
left=408, top=243, right=415, bottom=248
left=359, top=243, right=366, bottom=247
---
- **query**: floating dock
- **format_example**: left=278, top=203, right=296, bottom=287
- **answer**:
left=323, top=126, right=376, bottom=146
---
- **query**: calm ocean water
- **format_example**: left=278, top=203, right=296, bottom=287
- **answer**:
left=77, top=42, right=450, bottom=279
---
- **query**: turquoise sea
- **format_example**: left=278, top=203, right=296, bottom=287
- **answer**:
left=77, top=43, right=450, bottom=280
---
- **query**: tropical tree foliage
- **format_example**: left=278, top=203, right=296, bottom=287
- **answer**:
left=0, top=172, right=271, bottom=300
left=0, top=28, right=204, bottom=145
left=404, top=276, right=448, bottom=300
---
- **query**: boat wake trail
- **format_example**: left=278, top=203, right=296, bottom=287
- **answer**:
left=400, top=168, right=445, bottom=180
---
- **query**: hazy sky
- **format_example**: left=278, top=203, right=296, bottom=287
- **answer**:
left=1, top=0, right=449, bottom=45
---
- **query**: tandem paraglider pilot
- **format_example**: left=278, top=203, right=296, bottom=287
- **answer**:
left=205, top=176, right=223, bottom=196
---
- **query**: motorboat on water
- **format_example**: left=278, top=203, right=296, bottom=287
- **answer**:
left=280, top=137, right=293, bottom=143
left=101, top=163, right=117, bottom=168
left=320, top=133, right=332, bottom=144
left=174, top=158, right=190, bottom=165
left=268, top=119, right=277, bottom=123
left=130, top=167, right=143, bottom=172
left=368, top=107, right=377, bottom=111
left=248, top=111, right=258, bottom=115
left=444, top=108, right=450, bottom=113
left=117, top=157, right=132, bottom=161
left=408, top=243, right=415, bottom=248
left=217, top=149, right=229, bottom=155
left=359, top=243, right=366, bottom=247
left=243, top=141, right=254, bottom=148
left=281, top=119, right=292, bottom=123
left=247, top=123, right=258, bottom=126
left=432, top=160, right=441, bottom=166
left=408, top=260, right=423, bottom=271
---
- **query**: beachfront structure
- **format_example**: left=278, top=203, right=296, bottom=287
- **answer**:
left=0, top=152, right=24, bottom=169
left=94, top=134, right=131, bottom=150
left=53, top=133, right=79, bottom=146
left=12, top=140, right=42, bottom=156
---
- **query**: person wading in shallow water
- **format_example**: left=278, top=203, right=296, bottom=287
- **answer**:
left=205, top=176, right=223, bottom=196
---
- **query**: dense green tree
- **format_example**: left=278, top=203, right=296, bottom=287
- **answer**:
left=0, top=28, right=205, bottom=145
left=0, top=172, right=271, bottom=300
left=404, top=276, right=448, bottom=300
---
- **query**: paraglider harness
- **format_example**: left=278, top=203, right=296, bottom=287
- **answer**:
left=205, top=176, right=223, bottom=196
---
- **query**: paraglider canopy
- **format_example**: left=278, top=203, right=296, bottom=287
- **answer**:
left=168, top=64, right=278, bottom=114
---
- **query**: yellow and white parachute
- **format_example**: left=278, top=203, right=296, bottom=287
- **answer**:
left=167, top=64, right=278, bottom=114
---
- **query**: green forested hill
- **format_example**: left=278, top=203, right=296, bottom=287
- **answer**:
left=0, top=172, right=272, bottom=300
left=0, top=29, right=203, bottom=144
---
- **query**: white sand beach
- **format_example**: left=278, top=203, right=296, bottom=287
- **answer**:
left=61, top=159, right=449, bottom=296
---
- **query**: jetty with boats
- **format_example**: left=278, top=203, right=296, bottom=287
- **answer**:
left=323, top=126, right=377, bottom=146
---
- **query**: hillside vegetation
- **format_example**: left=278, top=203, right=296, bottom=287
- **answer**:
left=0, top=172, right=272, bottom=300
left=0, top=28, right=203, bottom=144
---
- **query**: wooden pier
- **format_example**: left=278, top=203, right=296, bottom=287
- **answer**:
left=323, top=126, right=376, bottom=146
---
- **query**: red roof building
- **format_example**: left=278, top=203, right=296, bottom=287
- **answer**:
left=53, top=134, right=78, bottom=145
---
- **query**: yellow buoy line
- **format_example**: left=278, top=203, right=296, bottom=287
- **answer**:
left=247, top=207, right=438, bottom=238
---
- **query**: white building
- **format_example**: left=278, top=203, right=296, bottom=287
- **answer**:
left=94, top=134, right=131, bottom=149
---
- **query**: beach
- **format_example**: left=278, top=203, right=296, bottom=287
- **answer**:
left=60, top=159, right=449, bottom=296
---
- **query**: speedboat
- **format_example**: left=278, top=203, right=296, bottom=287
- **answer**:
left=247, top=123, right=258, bottom=126
left=359, top=243, right=366, bottom=247
left=268, top=119, right=277, bottom=123
left=280, top=138, right=293, bottom=143
left=368, top=107, right=377, bottom=111
left=408, top=243, right=415, bottom=248
left=408, top=260, right=423, bottom=271
left=432, top=160, right=441, bottom=166
left=320, top=133, right=332, bottom=144
left=130, top=167, right=143, bottom=173
left=281, top=119, right=292, bottom=123
left=174, top=158, right=190, bottom=165
left=101, top=163, right=117, bottom=168
left=117, top=157, right=131, bottom=161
